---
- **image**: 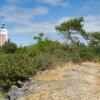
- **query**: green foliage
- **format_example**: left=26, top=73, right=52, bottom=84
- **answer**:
left=0, top=91, right=5, bottom=98
left=56, top=17, right=88, bottom=43
left=33, top=53, right=54, bottom=71
left=37, top=39, right=64, bottom=53
left=0, top=54, right=37, bottom=85
left=91, top=32, right=100, bottom=41
left=26, top=45, right=41, bottom=57
left=2, top=40, right=17, bottom=53
left=89, top=32, right=100, bottom=46
left=34, top=33, right=44, bottom=43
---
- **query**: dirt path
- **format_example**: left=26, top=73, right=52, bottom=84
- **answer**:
left=19, top=63, right=100, bottom=100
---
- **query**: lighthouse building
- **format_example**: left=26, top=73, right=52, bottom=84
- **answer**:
left=0, top=25, right=8, bottom=46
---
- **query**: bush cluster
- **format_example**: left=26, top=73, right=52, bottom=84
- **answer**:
left=0, top=39, right=99, bottom=87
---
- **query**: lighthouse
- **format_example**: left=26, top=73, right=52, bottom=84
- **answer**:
left=0, top=24, right=8, bottom=46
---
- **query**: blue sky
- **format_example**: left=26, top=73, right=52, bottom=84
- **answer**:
left=0, top=0, right=100, bottom=46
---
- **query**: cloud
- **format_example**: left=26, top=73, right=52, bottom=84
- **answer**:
left=6, top=15, right=100, bottom=35
left=56, top=16, right=75, bottom=24
left=9, top=21, right=56, bottom=34
left=37, top=0, right=69, bottom=7
left=6, top=0, right=32, bottom=4
left=0, top=0, right=69, bottom=35
left=0, top=1, right=100, bottom=35
left=0, top=1, right=49, bottom=34
left=0, top=4, right=48, bottom=24
left=84, top=16, right=100, bottom=32
left=6, top=0, right=70, bottom=8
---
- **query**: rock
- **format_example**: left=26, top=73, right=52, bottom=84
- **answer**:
left=6, top=85, right=25, bottom=100
left=17, top=80, right=24, bottom=88
left=6, top=85, right=20, bottom=100
left=6, top=81, right=40, bottom=100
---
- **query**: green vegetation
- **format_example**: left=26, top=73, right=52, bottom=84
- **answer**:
left=0, top=17, right=100, bottom=89
left=2, top=39, right=17, bottom=53
left=0, top=91, right=5, bottom=98
left=55, top=17, right=88, bottom=43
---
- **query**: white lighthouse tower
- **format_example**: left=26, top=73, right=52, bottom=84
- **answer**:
left=0, top=24, right=8, bottom=46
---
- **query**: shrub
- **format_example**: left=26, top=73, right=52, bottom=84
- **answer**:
left=33, top=53, right=54, bottom=71
left=2, top=40, right=17, bottom=53
left=0, top=54, right=37, bottom=86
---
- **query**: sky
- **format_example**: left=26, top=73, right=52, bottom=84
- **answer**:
left=0, top=0, right=100, bottom=46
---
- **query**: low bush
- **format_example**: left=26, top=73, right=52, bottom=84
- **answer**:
left=2, top=40, right=17, bottom=53
left=33, top=53, right=54, bottom=71
left=0, top=54, right=37, bottom=86
left=0, top=36, right=99, bottom=88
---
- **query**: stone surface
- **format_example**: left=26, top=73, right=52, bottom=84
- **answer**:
left=6, top=81, right=40, bottom=100
left=6, top=86, right=18, bottom=100
left=19, top=63, right=100, bottom=100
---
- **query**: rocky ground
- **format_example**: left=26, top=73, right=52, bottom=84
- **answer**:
left=18, top=62, right=100, bottom=100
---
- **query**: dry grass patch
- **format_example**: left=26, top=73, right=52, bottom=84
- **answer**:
left=35, top=66, right=68, bottom=81
left=82, top=62, right=100, bottom=67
